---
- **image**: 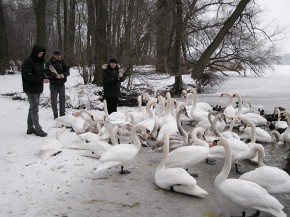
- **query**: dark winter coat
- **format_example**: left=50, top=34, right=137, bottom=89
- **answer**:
left=102, top=64, right=125, bottom=98
left=21, top=44, right=46, bottom=93
left=45, top=58, right=70, bottom=86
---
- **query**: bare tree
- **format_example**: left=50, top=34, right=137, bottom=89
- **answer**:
left=0, top=0, right=9, bottom=74
left=191, top=0, right=251, bottom=80
left=32, top=0, right=47, bottom=46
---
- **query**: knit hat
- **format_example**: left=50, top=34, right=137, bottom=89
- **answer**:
left=109, top=58, right=117, bottom=64
left=53, top=50, right=61, bottom=55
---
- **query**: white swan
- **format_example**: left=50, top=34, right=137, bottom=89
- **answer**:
left=96, top=125, right=147, bottom=174
left=154, top=133, right=208, bottom=197
left=54, top=114, right=76, bottom=128
left=136, top=98, right=157, bottom=136
left=220, top=92, right=236, bottom=120
left=71, top=109, right=95, bottom=134
left=233, top=93, right=267, bottom=126
left=151, top=106, right=189, bottom=152
left=39, top=127, right=66, bottom=160
left=165, top=127, right=211, bottom=175
left=280, top=110, right=290, bottom=145
left=213, top=137, right=286, bottom=217
left=239, top=120, right=272, bottom=143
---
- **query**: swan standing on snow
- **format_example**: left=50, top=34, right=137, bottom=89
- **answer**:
left=212, top=137, right=286, bottom=217
left=39, top=127, right=66, bottom=160
left=96, top=125, right=148, bottom=174
left=154, top=133, right=208, bottom=197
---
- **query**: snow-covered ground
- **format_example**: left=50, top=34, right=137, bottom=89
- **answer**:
left=0, top=66, right=290, bottom=217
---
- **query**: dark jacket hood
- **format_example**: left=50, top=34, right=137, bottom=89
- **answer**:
left=30, top=44, right=46, bottom=62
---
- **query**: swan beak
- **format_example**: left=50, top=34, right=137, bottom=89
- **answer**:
left=209, top=139, right=219, bottom=147
left=90, top=115, right=95, bottom=121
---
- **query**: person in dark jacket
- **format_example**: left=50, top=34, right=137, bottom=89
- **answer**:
left=21, top=44, right=48, bottom=137
left=102, top=58, right=125, bottom=114
left=45, top=50, right=70, bottom=119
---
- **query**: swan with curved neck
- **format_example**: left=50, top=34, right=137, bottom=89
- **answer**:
left=154, top=133, right=208, bottom=197
left=280, top=110, right=290, bottom=145
left=151, top=105, right=189, bottom=152
left=71, top=109, right=95, bottom=134
left=96, top=125, right=147, bottom=174
left=213, top=137, right=286, bottom=217
left=239, top=118, right=272, bottom=143
left=233, top=93, right=267, bottom=126
left=165, top=127, right=211, bottom=176
left=220, top=92, right=235, bottom=120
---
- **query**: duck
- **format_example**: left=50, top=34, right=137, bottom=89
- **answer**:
left=39, top=127, right=66, bottom=160
left=212, top=137, right=286, bottom=217
left=165, top=127, right=211, bottom=177
left=96, top=125, right=148, bottom=174
left=154, top=133, right=208, bottom=197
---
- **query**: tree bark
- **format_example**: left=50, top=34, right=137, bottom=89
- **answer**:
left=32, top=0, right=47, bottom=46
left=155, top=0, right=170, bottom=73
left=63, top=0, right=68, bottom=59
left=0, top=0, right=9, bottom=74
left=93, top=0, right=107, bottom=85
left=192, top=0, right=251, bottom=79
left=56, top=0, right=62, bottom=50
left=171, top=0, right=183, bottom=96
left=67, top=0, right=76, bottom=65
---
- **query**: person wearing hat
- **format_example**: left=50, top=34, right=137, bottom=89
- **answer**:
left=45, top=50, right=70, bottom=119
left=21, top=43, right=48, bottom=137
left=102, top=58, right=125, bottom=114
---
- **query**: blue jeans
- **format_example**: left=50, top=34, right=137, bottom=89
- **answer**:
left=26, top=93, right=42, bottom=131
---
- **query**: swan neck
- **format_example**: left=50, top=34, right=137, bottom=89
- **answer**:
left=157, top=134, right=169, bottom=170
left=215, top=139, right=232, bottom=185
left=249, top=122, right=256, bottom=143
left=176, top=109, right=188, bottom=143
left=212, top=114, right=222, bottom=137
left=110, top=126, right=119, bottom=145
left=257, top=145, right=266, bottom=167
left=103, top=100, right=109, bottom=118
left=131, top=126, right=142, bottom=151
left=235, top=94, right=242, bottom=115
left=228, top=115, right=238, bottom=132
left=192, top=128, right=207, bottom=147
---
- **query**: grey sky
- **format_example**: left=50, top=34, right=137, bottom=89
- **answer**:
left=256, top=0, right=290, bottom=54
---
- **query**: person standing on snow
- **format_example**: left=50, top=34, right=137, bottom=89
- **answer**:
left=102, top=58, right=125, bottom=114
left=21, top=44, right=48, bottom=137
left=45, top=50, right=70, bottom=119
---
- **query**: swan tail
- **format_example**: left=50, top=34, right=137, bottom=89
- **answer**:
left=173, top=184, right=208, bottom=198
left=96, top=161, right=121, bottom=173
left=256, top=207, right=286, bottom=217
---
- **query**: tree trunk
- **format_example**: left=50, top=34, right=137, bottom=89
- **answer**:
left=87, top=0, right=95, bottom=65
left=67, top=0, right=76, bottom=65
left=63, top=0, right=68, bottom=59
left=32, top=0, right=47, bottom=46
left=155, top=0, right=170, bottom=73
left=171, top=0, right=183, bottom=96
left=0, top=0, right=9, bottom=74
left=92, top=0, right=107, bottom=85
left=192, top=0, right=251, bottom=79
left=56, top=0, right=62, bottom=50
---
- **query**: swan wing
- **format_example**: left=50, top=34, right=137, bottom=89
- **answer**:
left=239, top=166, right=290, bottom=194
left=166, top=146, right=209, bottom=168
left=100, top=144, right=138, bottom=162
left=218, top=179, right=285, bottom=216
left=155, top=168, right=196, bottom=188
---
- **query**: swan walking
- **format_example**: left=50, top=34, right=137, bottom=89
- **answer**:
left=96, top=125, right=148, bottom=174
